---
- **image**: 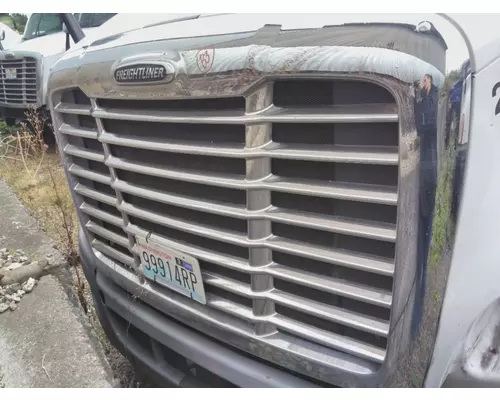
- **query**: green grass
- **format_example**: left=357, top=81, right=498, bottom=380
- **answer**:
left=0, top=120, right=21, bottom=137
left=429, top=141, right=457, bottom=266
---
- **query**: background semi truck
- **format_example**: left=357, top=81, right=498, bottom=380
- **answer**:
left=0, top=13, right=115, bottom=129
left=49, top=13, right=500, bottom=387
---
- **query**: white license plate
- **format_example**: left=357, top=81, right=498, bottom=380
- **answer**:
left=5, top=68, right=17, bottom=80
left=135, top=236, right=206, bottom=305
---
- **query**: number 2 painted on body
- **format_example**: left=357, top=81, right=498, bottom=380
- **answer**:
left=493, top=82, right=500, bottom=117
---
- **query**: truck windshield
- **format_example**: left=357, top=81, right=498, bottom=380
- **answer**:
left=22, top=13, right=116, bottom=41
left=23, top=13, right=62, bottom=40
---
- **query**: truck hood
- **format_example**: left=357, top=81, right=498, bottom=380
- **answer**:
left=70, top=13, right=223, bottom=50
left=60, top=13, right=500, bottom=74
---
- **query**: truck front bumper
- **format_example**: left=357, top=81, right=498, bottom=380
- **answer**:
left=0, top=105, right=29, bottom=123
left=79, top=228, right=319, bottom=388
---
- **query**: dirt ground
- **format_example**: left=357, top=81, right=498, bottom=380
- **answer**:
left=0, top=130, right=153, bottom=387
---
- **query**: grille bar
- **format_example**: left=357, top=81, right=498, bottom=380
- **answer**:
left=86, top=221, right=129, bottom=248
left=106, top=156, right=398, bottom=204
left=92, top=240, right=135, bottom=267
left=80, top=202, right=123, bottom=227
left=54, top=102, right=92, bottom=115
left=99, top=131, right=398, bottom=164
left=113, top=179, right=396, bottom=241
left=68, top=164, right=112, bottom=185
left=60, top=123, right=98, bottom=139
left=64, top=144, right=105, bottom=163
left=74, top=183, right=117, bottom=206
left=271, top=314, right=385, bottom=363
left=92, top=103, right=398, bottom=124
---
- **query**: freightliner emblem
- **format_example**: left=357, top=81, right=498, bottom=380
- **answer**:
left=113, top=63, right=175, bottom=84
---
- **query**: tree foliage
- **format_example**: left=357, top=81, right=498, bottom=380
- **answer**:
left=443, top=68, right=461, bottom=94
left=0, top=13, right=28, bottom=34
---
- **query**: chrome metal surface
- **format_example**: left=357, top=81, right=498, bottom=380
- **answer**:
left=48, top=14, right=483, bottom=387
left=0, top=51, right=42, bottom=108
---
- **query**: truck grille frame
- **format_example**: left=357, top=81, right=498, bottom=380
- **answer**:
left=51, top=73, right=418, bottom=386
left=0, top=52, right=42, bottom=108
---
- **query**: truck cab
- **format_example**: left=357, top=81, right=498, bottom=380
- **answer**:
left=0, top=13, right=115, bottom=127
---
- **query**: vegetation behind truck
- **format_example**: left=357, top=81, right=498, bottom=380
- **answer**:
left=48, top=14, right=500, bottom=387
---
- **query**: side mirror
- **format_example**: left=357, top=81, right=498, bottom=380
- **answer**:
left=0, top=29, right=5, bottom=41
left=62, top=24, right=70, bottom=50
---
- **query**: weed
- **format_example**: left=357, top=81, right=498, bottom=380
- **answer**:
left=0, top=109, right=80, bottom=276
left=429, top=139, right=457, bottom=266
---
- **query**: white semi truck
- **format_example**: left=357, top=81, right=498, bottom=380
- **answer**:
left=0, top=13, right=115, bottom=128
left=49, top=13, right=500, bottom=387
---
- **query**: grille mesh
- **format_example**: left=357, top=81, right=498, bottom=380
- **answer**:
left=54, top=79, right=399, bottom=373
left=0, top=57, right=38, bottom=105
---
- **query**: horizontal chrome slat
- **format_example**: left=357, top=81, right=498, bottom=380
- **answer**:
left=271, top=314, right=385, bottom=364
left=202, top=272, right=389, bottom=337
left=64, top=144, right=105, bottom=163
left=60, top=123, right=98, bottom=139
left=68, top=164, right=112, bottom=185
left=119, top=201, right=248, bottom=246
left=1, top=90, right=36, bottom=94
left=264, top=177, right=398, bottom=205
left=265, top=143, right=398, bottom=164
left=86, top=221, right=129, bottom=248
left=74, top=183, right=117, bottom=206
left=268, top=209, right=397, bottom=242
left=270, top=265, right=392, bottom=308
left=100, top=131, right=398, bottom=165
left=54, top=102, right=91, bottom=116
left=80, top=202, right=123, bottom=227
left=100, top=132, right=243, bottom=158
left=0, top=62, right=36, bottom=66
left=93, top=103, right=398, bottom=125
left=92, top=240, right=134, bottom=267
left=269, top=237, right=394, bottom=276
left=113, top=179, right=247, bottom=218
left=126, top=222, right=393, bottom=310
left=114, top=179, right=396, bottom=242
left=107, top=156, right=398, bottom=205
left=0, top=78, right=36, bottom=81
left=206, top=293, right=385, bottom=363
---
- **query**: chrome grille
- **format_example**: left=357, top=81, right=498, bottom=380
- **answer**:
left=0, top=57, right=38, bottom=105
left=54, top=79, right=399, bottom=376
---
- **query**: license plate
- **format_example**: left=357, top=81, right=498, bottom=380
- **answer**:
left=135, top=236, right=206, bottom=305
left=5, top=68, right=16, bottom=80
